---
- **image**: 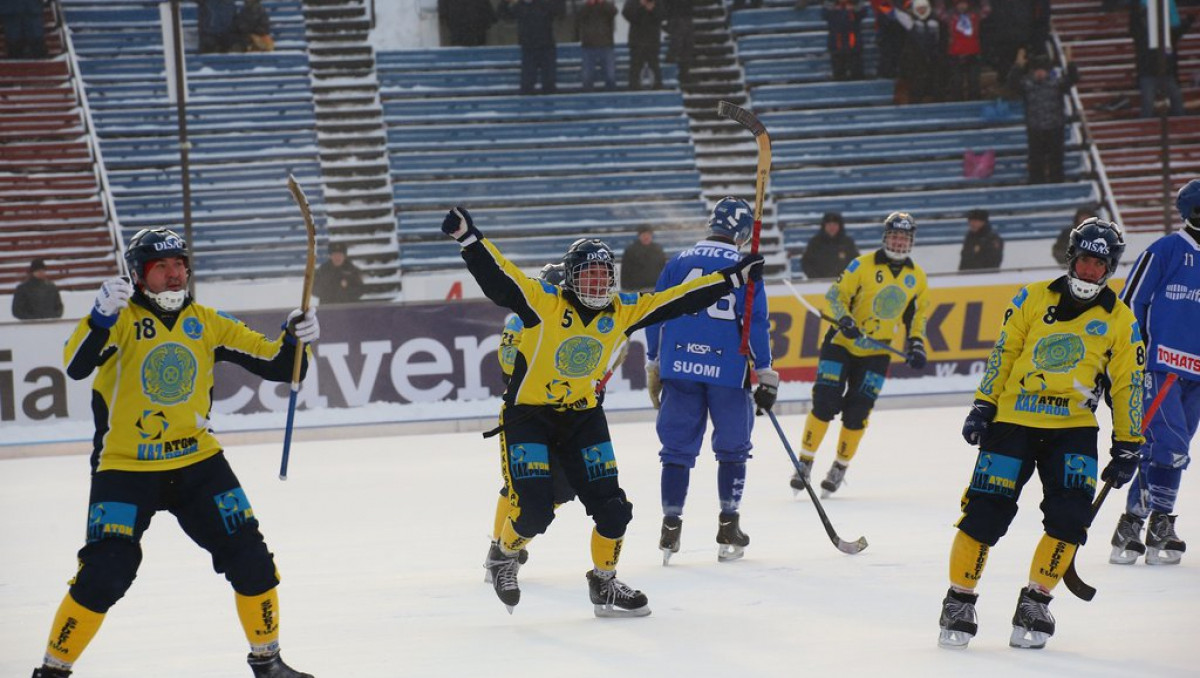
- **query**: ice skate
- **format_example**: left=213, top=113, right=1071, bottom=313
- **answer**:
left=789, top=457, right=813, bottom=495
left=482, top=539, right=528, bottom=583
left=587, top=569, right=651, bottom=617
left=659, top=515, right=682, bottom=565
left=1109, top=512, right=1146, bottom=565
left=1009, top=587, right=1055, bottom=649
left=31, top=668, right=71, bottom=678
left=1146, top=512, right=1186, bottom=565
left=484, top=542, right=521, bottom=613
left=820, top=461, right=848, bottom=498
left=716, top=511, right=749, bottom=562
left=247, top=652, right=314, bottom=678
left=937, top=588, right=979, bottom=649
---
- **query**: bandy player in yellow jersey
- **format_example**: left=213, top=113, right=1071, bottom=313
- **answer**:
left=442, top=207, right=764, bottom=617
left=792, top=211, right=931, bottom=496
left=938, top=218, right=1145, bottom=650
left=31, top=228, right=319, bottom=678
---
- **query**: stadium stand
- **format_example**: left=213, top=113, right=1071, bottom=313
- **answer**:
left=60, top=0, right=328, bottom=283
left=377, top=45, right=709, bottom=271
left=0, top=3, right=120, bottom=295
left=731, top=1, right=1099, bottom=274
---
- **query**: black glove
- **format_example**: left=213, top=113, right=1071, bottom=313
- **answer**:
left=906, top=337, right=927, bottom=369
left=753, top=367, right=779, bottom=413
left=961, top=399, right=997, bottom=446
left=837, top=315, right=861, bottom=339
left=722, top=253, right=764, bottom=289
left=441, top=206, right=481, bottom=244
left=1101, top=440, right=1141, bottom=488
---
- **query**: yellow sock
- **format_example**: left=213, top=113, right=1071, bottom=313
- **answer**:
left=235, top=589, right=281, bottom=655
left=801, top=413, right=830, bottom=461
left=835, top=425, right=866, bottom=464
left=590, top=528, right=623, bottom=571
left=499, top=517, right=532, bottom=554
left=1028, top=534, right=1077, bottom=593
left=42, top=592, right=105, bottom=670
left=491, top=493, right=510, bottom=541
left=948, top=530, right=990, bottom=590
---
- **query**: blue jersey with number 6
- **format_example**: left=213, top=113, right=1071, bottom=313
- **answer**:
left=646, top=239, right=771, bottom=387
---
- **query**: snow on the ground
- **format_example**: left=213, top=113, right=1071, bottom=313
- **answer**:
left=2, top=406, right=1195, bottom=677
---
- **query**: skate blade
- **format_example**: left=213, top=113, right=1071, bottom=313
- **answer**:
left=717, top=544, right=745, bottom=562
left=504, top=604, right=515, bottom=615
left=820, top=488, right=834, bottom=499
left=1109, top=545, right=1142, bottom=565
left=484, top=571, right=494, bottom=584
left=1008, top=627, right=1049, bottom=649
left=594, top=603, right=652, bottom=618
left=938, top=629, right=974, bottom=649
left=1146, top=548, right=1184, bottom=565
left=661, top=548, right=675, bottom=566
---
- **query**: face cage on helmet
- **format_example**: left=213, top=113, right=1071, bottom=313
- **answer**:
left=1066, top=254, right=1114, bottom=302
left=568, top=260, right=616, bottom=310
left=882, top=230, right=914, bottom=260
left=146, top=288, right=189, bottom=312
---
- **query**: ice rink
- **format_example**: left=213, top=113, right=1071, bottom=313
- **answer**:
left=2, top=406, right=1196, bottom=678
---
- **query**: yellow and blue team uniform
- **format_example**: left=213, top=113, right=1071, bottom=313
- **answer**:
left=950, top=276, right=1145, bottom=594
left=462, top=237, right=738, bottom=570
left=42, top=294, right=308, bottom=672
left=800, top=250, right=930, bottom=471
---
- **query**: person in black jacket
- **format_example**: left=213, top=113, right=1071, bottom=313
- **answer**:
left=500, top=0, right=566, bottom=94
left=1052, top=205, right=1096, bottom=266
left=620, top=225, right=668, bottom=291
left=439, top=0, right=497, bottom=46
left=11, top=258, right=63, bottom=320
left=1008, top=48, right=1079, bottom=184
left=622, top=0, right=665, bottom=89
left=313, top=242, right=365, bottom=305
left=958, top=209, right=1004, bottom=271
left=801, top=212, right=860, bottom=279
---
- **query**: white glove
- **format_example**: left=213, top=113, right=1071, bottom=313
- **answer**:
left=93, top=277, right=133, bottom=324
left=754, top=367, right=780, bottom=413
left=646, top=360, right=662, bottom=410
left=287, top=308, right=320, bottom=344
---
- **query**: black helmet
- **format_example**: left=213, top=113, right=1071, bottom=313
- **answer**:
left=124, top=228, right=190, bottom=311
left=882, top=211, right=916, bottom=260
left=1065, top=217, right=1124, bottom=301
left=562, top=238, right=616, bottom=310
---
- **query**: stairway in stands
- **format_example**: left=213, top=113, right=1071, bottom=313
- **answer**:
left=682, top=0, right=784, bottom=269
left=1053, top=0, right=1200, bottom=232
left=301, top=0, right=401, bottom=298
left=0, top=3, right=118, bottom=295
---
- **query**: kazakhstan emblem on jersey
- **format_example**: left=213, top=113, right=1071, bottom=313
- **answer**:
left=872, top=285, right=908, bottom=319
left=1032, top=333, right=1085, bottom=373
left=142, top=342, right=198, bottom=405
left=555, top=336, right=603, bottom=377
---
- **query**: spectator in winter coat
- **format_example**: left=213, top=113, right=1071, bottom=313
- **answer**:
left=871, top=0, right=907, bottom=79
left=1131, top=0, right=1192, bottom=118
left=11, top=258, right=63, bottom=320
left=0, top=0, right=46, bottom=58
left=1052, top=205, right=1097, bottom=266
left=802, top=212, right=860, bottom=279
left=501, top=0, right=566, bottom=94
left=313, top=242, right=365, bottom=305
left=891, top=0, right=942, bottom=103
left=664, top=0, right=695, bottom=82
left=620, top=225, right=668, bottom=291
left=439, top=0, right=498, bottom=46
left=233, top=0, right=273, bottom=52
left=824, top=0, right=868, bottom=81
left=958, top=209, right=1004, bottom=271
left=623, top=0, right=665, bottom=89
left=983, top=0, right=1032, bottom=84
left=198, top=0, right=237, bottom=53
left=578, top=0, right=618, bottom=90
left=941, top=0, right=988, bottom=100
left=1008, top=49, right=1079, bottom=184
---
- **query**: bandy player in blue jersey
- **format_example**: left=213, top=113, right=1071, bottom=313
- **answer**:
left=1109, top=179, right=1200, bottom=566
left=644, top=197, right=778, bottom=564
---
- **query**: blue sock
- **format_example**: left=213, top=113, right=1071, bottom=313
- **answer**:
left=661, top=464, right=690, bottom=517
left=1145, top=463, right=1183, bottom=514
left=718, top=461, right=746, bottom=514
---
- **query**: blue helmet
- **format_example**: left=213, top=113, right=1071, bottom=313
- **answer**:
left=708, top=197, right=754, bottom=246
left=1065, top=217, right=1124, bottom=301
left=1176, top=179, right=1200, bottom=228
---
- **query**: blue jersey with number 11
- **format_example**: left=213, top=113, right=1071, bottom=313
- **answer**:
left=646, top=240, right=771, bottom=388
